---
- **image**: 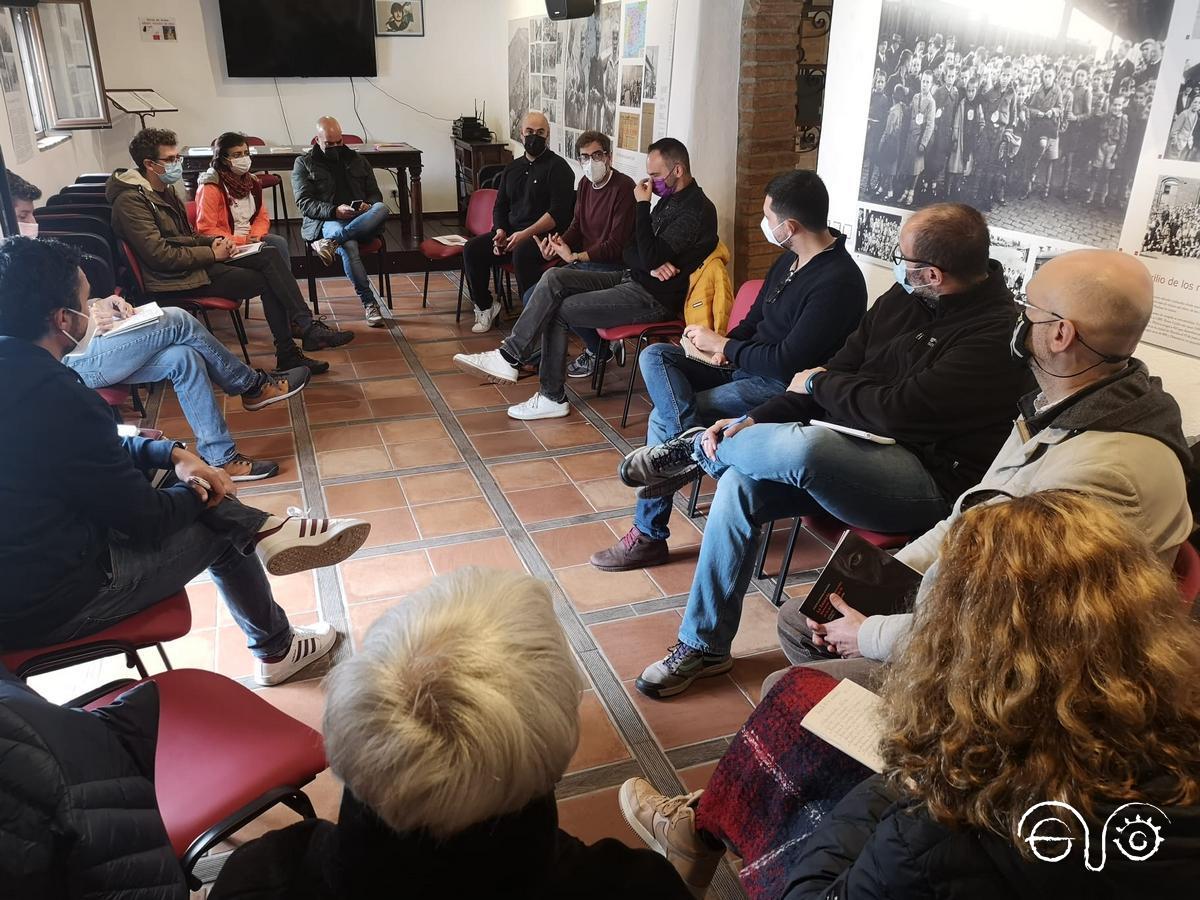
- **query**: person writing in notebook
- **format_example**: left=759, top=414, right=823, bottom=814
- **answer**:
left=621, top=203, right=1031, bottom=699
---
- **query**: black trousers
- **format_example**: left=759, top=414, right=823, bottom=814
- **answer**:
left=160, top=247, right=312, bottom=357
left=462, top=230, right=547, bottom=311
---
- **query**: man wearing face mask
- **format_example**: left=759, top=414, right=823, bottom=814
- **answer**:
left=461, top=110, right=576, bottom=335
left=6, top=170, right=41, bottom=237
left=623, top=203, right=1031, bottom=699
left=774, top=249, right=1196, bottom=687
left=532, top=130, right=636, bottom=379
left=590, top=171, right=866, bottom=572
left=294, top=117, right=391, bottom=327
left=108, top=128, right=349, bottom=377
left=454, top=137, right=718, bottom=422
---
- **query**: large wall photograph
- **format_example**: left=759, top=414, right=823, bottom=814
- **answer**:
left=858, top=0, right=1174, bottom=250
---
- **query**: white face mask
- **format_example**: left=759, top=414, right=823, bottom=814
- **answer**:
left=229, top=156, right=253, bottom=174
left=586, top=159, right=609, bottom=185
left=760, top=216, right=790, bottom=247
left=17, top=220, right=37, bottom=238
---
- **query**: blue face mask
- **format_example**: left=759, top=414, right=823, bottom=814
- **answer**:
left=158, top=159, right=184, bottom=184
left=893, top=260, right=916, bottom=294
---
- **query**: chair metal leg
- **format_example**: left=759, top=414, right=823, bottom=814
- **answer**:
left=455, top=260, right=466, bottom=322
left=592, top=347, right=608, bottom=396
left=756, top=519, right=775, bottom=578
left=155, top=642, right=173, bottom=671
left=422, top=265, right=430, bottom=308
left=621, top=335, right=649, bottom=428
left=770, top=518, right=804, bottom=607
left=129, top=385, right=145, bottom=417
left=304, top=244, right=320, bottom=315
left=281, top=790, right=317, bottom=819
left=687, top=474, right=702, bottom=518
left=230, top=311, right=251, bottom=364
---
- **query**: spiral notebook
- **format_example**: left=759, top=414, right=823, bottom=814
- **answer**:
left=96, top=302, right=164, bottom=338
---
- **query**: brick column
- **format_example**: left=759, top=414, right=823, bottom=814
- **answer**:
left=735, top=0, right=832, bottom=285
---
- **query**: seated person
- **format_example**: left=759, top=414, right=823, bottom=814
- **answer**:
left=108, top=127, right=351, bottom=376
left=454, top=137, right=719, bottom=422
left=591, top=170, right=868, bottom=571
left=12, top=178, right=304, bottom=482
left=625, top=203, right=1030, bottom=698
left=196, top=131, right=292, bottom=261
left=1, top=671, right=188, bottom=898
left=538, top=129, right=636, bottom=378
left=210, top=569, right=693, bottom=900
left=778, top=248, right=1196, bottom=684
left=7, top=170, right=40, bottom=236
left=0, top=237, right=369, bottom=687
left=293, top=116, right=391, bottom=328
left=461, top=110, right=576, bottom=334
left=620, top=492, right=1200, bottom=899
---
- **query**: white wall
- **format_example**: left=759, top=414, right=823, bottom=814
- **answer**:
left=821, top=1, right=1200, bottom=437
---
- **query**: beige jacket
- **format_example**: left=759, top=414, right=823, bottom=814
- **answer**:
left=858, top=420, right=1194, bottom=661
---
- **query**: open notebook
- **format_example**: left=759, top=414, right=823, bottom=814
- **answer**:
left=96, top=302, right=164, bottom=339
left=800, top=678, right=886, bottom=773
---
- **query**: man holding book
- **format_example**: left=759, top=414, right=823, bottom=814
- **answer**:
left=623, top=203, right=1032, bottom=699
left=776, top=248, right=1196, bottom=683
left=589, top=171, right=867, bottom=572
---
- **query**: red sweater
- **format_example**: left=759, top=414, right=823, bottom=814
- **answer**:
left=560, top=169, right=636, bottom=264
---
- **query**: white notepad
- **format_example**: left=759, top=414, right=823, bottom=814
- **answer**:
left=433, top=234, right=468, bottom=246
left=231, top=241, right=264, bottom=258
left=800, top=679, right=886, bottom=773
left=96, top=302, right=164, bottom=338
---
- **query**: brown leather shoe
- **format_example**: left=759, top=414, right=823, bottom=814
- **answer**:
left=590, top=526, right=669, bottom=571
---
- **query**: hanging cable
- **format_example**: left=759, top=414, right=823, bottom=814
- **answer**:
left=273, top=77, right=294, bottom=144
left=361, top=77, right=456, bottom=122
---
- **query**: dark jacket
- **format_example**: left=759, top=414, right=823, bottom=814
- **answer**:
left=292, top=145, right=385, bottom=241
left=0, top=674, right=187, bottom=900
left=624, top=180, right=719, bottom=311
left=749, top=262, right=1032, bottom=500
left=723, top=234, right=867, bottom=383
left=107, top=168, right=219, bottom=293
left=0, top=337, right=203, bottom=649
left=782, top=774, right=1200, bottom=900
left=492, top=148, right=577, bottom=236
left=210, top=789, right=691, bottom=900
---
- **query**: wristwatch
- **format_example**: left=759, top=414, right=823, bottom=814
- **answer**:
left=804, top=372, right=821, bottom=394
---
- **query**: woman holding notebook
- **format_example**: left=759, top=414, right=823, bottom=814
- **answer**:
left=195, top=132, right=291, bottom=262
left=617, top=491, right=1200, bottom=898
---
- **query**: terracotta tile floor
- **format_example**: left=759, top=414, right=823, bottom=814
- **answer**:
left=34, top=273, right=835, bottom=893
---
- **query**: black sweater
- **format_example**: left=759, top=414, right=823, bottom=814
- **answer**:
left=493, top=149, right=577, bottom=234
left=0, top=337, right=203, bottom=648
left=724, top=234, right=867, bottom=383
left=624, top=180, right=719, bottom=311
left=749, top=262, right=1033, bottom=500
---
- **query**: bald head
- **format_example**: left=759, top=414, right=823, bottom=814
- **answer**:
left=521, top=111, right=549, bottom=135
left=316, top=117, right=343, bottom=148
left=1027, top=250, right=1153, bottom=356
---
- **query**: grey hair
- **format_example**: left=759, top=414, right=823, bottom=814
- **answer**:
left=323, top=568, right=583, bottom=838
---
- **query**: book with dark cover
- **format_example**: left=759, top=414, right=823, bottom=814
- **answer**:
left=799, top=530, right=922, bottom=624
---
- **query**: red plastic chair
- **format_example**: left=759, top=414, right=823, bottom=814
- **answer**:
left=244, top=135, right=289, bottom=230
left=85, top=668, right=326, bottom=887
left=120, top=239, right=252, bottom=364
left=418, top=188, right=496, bottom=319
left=309, top=134, right=363, bottom=145
left=592, top=320, right=687, bottom=428
left=727, top=278, right=765, bottom=332
left=1175, top=541, right=1200, bottom=609
left=96, top=384, right=147, bottom=418
left=1, top=589, right=191, bottom=682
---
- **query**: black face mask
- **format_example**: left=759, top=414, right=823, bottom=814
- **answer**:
left=1010, top=310, right=1033, bottom=360
left=523, top=133, right=547, bottom=156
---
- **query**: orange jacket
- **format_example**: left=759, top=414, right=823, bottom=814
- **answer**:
left=195, top=169, right=269, bottom=245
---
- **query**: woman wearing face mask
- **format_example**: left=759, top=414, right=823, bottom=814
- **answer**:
left=531, top=131, right=637, bottom=378
left=196, top=132, right=290, bottom=261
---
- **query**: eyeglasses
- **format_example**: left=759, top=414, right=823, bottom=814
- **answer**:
left=891, top=245, right=937, bottom=269
left=578, top=150, right=608, bottom=163
left=1014, top=297, right=1062, bottom=322
left=156, top=155, right=183, bottom=164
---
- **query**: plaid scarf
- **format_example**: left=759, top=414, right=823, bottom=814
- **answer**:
left=217, top=164, right=257, bottom=201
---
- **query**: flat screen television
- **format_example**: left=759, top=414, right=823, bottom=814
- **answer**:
left=219, top=0, right=377, bottom=78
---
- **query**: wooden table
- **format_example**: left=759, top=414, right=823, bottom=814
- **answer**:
left=182, top=143, right=425, bottom=242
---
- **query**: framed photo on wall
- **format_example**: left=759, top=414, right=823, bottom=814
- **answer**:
left=377, top=1, right=424, bottom=37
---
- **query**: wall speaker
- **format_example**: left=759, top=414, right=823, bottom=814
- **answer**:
left=545, top=0, right=597, bottom=20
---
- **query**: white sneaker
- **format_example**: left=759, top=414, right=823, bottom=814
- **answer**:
left=255, top=507, right=371, bottom=576
left=453, top=349, right=519, bottom=384
left=255, top=622, right=337, bottom=686
left=508, top=393, right=570, bottom=420
left=472, top=303, right=500, bottom=333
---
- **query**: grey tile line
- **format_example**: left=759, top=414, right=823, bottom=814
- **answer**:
left=666, top=737, right=733, bottom=771
left=347, top=527, right=510, bottom=560
left=472, top=442, right=615, bottom=466
left=386, top=312, right=692, bottom=803
left=555, top=759, right=644, bottom=800
left=521, top=506, right=637, bottom=532
left=316, top=460, right=468, bottom=487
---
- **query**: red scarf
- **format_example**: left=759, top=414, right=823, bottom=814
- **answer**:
left=217, top=164, right=257, bottom=201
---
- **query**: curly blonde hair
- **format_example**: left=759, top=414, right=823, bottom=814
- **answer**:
left=881, top=490, right=1200, bottom=848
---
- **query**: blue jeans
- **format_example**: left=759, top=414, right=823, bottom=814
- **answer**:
left=678, top=423, right=950, bottom=656
left=46, top=494, right=292, bottom=660
left=521, top=261, right=626, bottom=354
left=634, top=343, right=786, bottom=541
left=321, top=201, right=389, bottom=307
left=66, top=307, right=259, bottom=466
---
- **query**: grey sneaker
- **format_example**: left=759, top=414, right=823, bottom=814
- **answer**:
left=636, top=641, right=733, bottom=699
left=611, top=339, right=626, bottom=367
left=364, top=302, right=385, bottom=327
left=618, top=427, right=705, bottom=497
left=567, top=350, right=597, bottom=378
